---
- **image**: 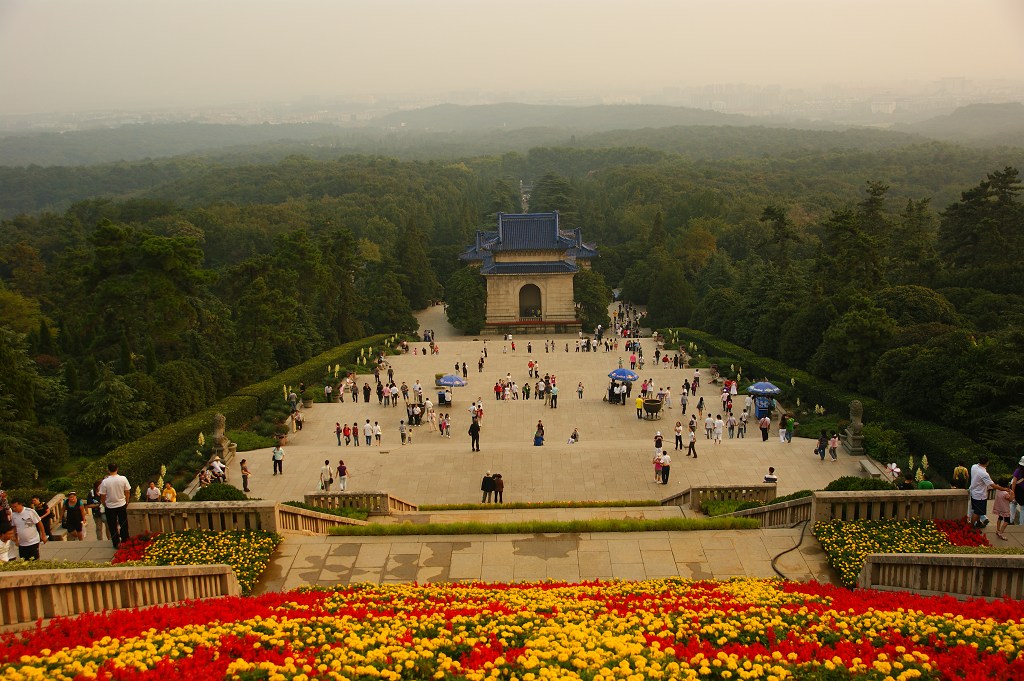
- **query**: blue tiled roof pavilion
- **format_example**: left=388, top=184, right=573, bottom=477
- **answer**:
left=460, top=211, right=598, bottom=275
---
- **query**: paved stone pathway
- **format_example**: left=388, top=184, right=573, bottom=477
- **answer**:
left=256, top=527, right=832, bottom=593
left=230, top=304, right=865, bottom=507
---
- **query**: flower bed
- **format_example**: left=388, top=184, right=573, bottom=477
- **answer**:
left=935, top=518, right=992, bottom=547
left=1, top=578, right=1022, bottom=680
left=110, top=529, right=281, bottom=594
left=814, top=518, right=990, bottom=587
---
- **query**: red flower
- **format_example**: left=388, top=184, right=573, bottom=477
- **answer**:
left=111, top=531, right=160, bottom=564
left=935, top=518, right=991, bottom=547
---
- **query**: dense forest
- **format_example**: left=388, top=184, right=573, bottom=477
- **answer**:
left=0, top=122, right=1021, bottom=487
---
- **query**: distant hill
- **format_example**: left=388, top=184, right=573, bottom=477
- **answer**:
left=0, top=122, right=346, bottom=167
left=368, top=102, right=790, bottom=131
left=899, top=102, right=1024, bottom=146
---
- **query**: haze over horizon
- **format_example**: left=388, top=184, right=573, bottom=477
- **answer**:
left=2, top=0, right=1024, bottom=116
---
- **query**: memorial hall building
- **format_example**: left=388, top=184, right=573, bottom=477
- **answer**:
left=460, top=212, right=598, bottom=333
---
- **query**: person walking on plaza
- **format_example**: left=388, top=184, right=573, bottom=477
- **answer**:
left=759, top=414, right=771, bottom=441
left=674, top=421, right=684, bottom=450
left=320, top=460, right=333, bottom=491
left=62, top=491, right=87, bottom=540
left=636, top=394, right=644, bottom=419
left=686, top=427, right=698, bottom=458
left=272, top=443, right=285, bottom=474
left=993, top=480, right=1013, bottom=540
left=1011, top=456, right=1024, bottom=526
left=493, top=474, right=504, bottom=503
left=8, top=499, right=46, bottom=560
left=828, top=433, right=840, bottom=462
left=550, top=384, right=559, bottom=408
left=816, top=430, right=829, bottom=462
left=970, top=456, right=1008, bottom=529
left=335, top=422, right=342, bottom=446
left=468, top=417, right=481, bottom=452
left=481, top=471, right=495, bottom=503
left=336, top=460, right=348, bottom=491
left=240, top=459, right=251, bottom=493
left=659, top=451, right=672, bottom=485
left=98, top=463, right=130, bottom=549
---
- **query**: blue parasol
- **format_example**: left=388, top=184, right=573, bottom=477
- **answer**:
left=437, top=374, right=467, bottom=388
left=608, top=368, right=639, bottom=382
left=746, top=381, right=781, bottom=396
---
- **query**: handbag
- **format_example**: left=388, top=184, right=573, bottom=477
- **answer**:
left=328, top=477, right=334, bottom=485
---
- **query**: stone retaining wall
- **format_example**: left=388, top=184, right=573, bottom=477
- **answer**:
left=858, top=553, right=1024, bottom=600
left=0, top=565, right=239, bottom=631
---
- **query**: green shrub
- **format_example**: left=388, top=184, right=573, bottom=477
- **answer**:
left=771, top=490, right=814, bottom=504
left=226, top=430, right=276, bottom=452
left=251, top=418, right=277, bottom=437
left=45, top=477, right=74, bottom=493
left=824, top=476, right=896, bottom=492
left=191, top=484, right=249, bottom=502
left=3, top=488, right=52, bottom=505
left=861, top=424, right=907, bottom=463
left=233, top=334, right=392, bottom=410
left=700, top=499, right=764, bottom=516
left=72, top=394, right=259, bottom=492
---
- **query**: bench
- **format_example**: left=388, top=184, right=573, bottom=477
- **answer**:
left=859, top=459, right=883, bottom=479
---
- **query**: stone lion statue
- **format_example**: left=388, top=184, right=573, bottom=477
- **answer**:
left=848, top=400, right=864, bottom=436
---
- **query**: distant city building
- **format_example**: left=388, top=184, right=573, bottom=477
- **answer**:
left=460, top=212, right=598, bottom=333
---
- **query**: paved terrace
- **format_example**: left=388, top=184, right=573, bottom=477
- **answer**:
left=229, top=303, right=865, bottom=505
left=43, top=304, right=1024, bottom=590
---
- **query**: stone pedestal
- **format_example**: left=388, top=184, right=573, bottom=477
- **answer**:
left=842, top=430, right=865, bottom=456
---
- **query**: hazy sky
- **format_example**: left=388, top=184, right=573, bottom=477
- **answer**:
left=1, top=0, right=1023, bottom=114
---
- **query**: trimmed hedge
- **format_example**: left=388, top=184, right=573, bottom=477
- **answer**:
left=73, top=394, right=259, bottom=491
left=71, top=334, right=398, bottom=493
left=661, top=327, right=993, bottom=484
left=233, top=334, right=393, bottom=410
left=192, top=484, right=249, bottom=502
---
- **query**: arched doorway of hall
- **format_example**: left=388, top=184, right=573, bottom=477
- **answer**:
left=519, top=284, right=542, bottom=319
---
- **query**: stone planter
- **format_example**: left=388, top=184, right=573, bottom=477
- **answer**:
left=301, top=398, right=314, bottom=409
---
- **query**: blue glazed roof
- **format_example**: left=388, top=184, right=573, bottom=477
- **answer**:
left=491, top=212, right=563, bottom=251
left=479, top=261, right=580, bottom=275
left=460, top=212, right=599, bottom=263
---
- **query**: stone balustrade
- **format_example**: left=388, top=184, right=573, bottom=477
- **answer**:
left=0, top=565, right=239, bottom=631
left=304, top=492, right=418, bottom=515
left=276, top=504, right=368, bottom=532
left=128, top=501, right=279, bottom=534
left=126, top=500, right=371, bottom=535
left=663, top=484, right=778, bottom=511
left=729, top=496, right=813, bottom=527
left=858, top=553, right=1024, bottom=600
left=812, top=489, right=967, bottom=522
